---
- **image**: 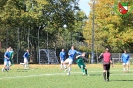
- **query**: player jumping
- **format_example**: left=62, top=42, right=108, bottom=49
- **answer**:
left=63, top=46, right=81, bottom=75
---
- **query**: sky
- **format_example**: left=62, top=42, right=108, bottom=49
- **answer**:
left=78, top=0, right=90, bottom=16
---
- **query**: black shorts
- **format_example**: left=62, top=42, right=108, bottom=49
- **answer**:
left=103, top=62, right=110, bottom=70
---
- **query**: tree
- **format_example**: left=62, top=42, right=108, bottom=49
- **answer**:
left=83, top=0, right=133, bottom=52
left=0, top=0, right=86, bottom=63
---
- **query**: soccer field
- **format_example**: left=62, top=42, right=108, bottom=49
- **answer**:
left=0, top=64, right=133, bottom=88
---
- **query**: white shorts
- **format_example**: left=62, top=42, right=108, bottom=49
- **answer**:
left=4, top=61, right=11, bottom=66
left=65, top=58, right=73, bottom=65
left=24, top=58, right=28, bottom=63
left=123, top=62, right=129, bottom=65
left=61, top=60, right=64, bottom=63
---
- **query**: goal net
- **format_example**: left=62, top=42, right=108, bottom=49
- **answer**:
left=38, top=49, right=59, bottom=64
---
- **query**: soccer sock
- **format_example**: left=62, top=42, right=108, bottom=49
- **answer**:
left=103, top=72, right=106, bottom=80
left=107, top=72, right=110, bottom=80
left=81, top=65, right=84, bottom=73
left=26, top=63, right=28, bottom=68
left=68, top=67, right=71, bottom=73
left=81, top=68, right=84, bottom=73
left=64, top=64, right=67, bottom=69
left=85, top=69, right=88, bottom=75
left=60, top=64, right=63, bottom=69
left=123, top=68, right=125, bottom=71
left=24, top=64, right=27, bottom=68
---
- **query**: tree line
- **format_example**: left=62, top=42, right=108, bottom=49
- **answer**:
left=0, top=0, right=87, bottom=63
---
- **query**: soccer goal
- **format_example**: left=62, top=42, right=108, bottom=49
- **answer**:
left=38, top=49, right=59, bottom=64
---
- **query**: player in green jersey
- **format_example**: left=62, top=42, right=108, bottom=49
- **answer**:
left=76, top=52, right=88, bottom=75
left=9, top=48, right=14, bottom=65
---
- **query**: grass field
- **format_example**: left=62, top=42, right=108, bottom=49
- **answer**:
left=0, top=64, right=133, bottom=88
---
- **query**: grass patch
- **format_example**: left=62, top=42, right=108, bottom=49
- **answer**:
left=0, top=64, right=133, bottom=88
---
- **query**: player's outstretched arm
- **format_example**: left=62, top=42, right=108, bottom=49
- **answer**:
left=76, top=55, right=81, bottom=59
left=98, top=53, right=103, bottom=59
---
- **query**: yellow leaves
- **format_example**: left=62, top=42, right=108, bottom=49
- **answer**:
left=86, top=0, right=133, bottom=50
left=35, top=0, right=48, bottom=5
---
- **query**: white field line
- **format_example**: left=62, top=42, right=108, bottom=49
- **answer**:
left=0, top=70, right=133, bottom=80
left=0, top=72, right=80, bottom=80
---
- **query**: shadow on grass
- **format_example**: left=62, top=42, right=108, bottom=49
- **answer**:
left=113, top=80, right=133, bottom=81
left=16, top=68, right=38, bottom=72
left=16, top=69, right=29, bottom=72
left=89, top=74, right=102, bottom=76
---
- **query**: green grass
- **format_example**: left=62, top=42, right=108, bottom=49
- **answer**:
left=0, top=64, right=133, bottom=88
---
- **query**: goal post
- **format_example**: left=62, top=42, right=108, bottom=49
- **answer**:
left=38, top=49, right=59, bottom=64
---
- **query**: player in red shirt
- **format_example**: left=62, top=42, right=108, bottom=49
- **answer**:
left=99, top=48, right=113, bottom=81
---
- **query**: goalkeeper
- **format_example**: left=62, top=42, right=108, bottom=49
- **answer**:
left=76, top=52, right=88, bottom=75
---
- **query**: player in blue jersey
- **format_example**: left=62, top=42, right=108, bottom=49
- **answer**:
left=121, top=50, right=130, bottom=72
left=23, top=49, right=30, bottom=69
left=2, top=48, right=10, bottom=72
left=63, top=46, right=81, bottom=75
left=59, top=48, right=66, bottom=70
